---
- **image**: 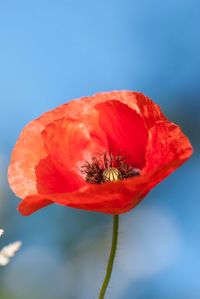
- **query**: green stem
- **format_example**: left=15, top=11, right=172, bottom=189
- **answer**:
left=98, top=215, right=119, bottom=299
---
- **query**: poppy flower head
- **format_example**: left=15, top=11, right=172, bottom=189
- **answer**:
left=8, top=91, right=193, bottom=216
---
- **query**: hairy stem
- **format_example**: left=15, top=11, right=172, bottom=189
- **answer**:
left=98, top=215, right=119, bottom=299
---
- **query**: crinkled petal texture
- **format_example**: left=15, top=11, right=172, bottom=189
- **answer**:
left=8, top=91, right=193, bottom=216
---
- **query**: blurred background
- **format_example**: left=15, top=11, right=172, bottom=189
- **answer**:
left=0, top=1, right=199, bottom=298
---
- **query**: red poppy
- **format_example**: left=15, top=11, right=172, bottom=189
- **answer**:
left=8, top=91, right=192, bottom=216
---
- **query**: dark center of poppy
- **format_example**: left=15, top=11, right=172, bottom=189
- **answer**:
left=81, top=152, right=140, bottom=184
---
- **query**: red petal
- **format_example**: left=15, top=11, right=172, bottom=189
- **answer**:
left=8, top=120, right=47, bottom=197
left=8, top=97, right=96, bottom=198
left=84, top=91, right=167, bottom=128
left=17, top=195, right=52, bottom=215
left=41, top=117, right=106, bottom=187
left=35, top=156, right=81, bottom=193
left=95, top=100, right=148, bottom=168
left=41, top=118, right=88, bottom=180
left=143, top=121, right=193, bottom=174
left=18, top=178, right=147, bottom=215
left=8, top=112, right=106, bottom=198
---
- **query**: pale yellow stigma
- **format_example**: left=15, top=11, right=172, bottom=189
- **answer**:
left=102, top=167, right=122, bottom=182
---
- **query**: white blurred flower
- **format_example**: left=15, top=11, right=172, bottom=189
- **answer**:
left=0, top=229, right=21, bottom=266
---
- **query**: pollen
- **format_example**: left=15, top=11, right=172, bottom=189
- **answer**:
left=81, top=152, right=140, bottom=184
